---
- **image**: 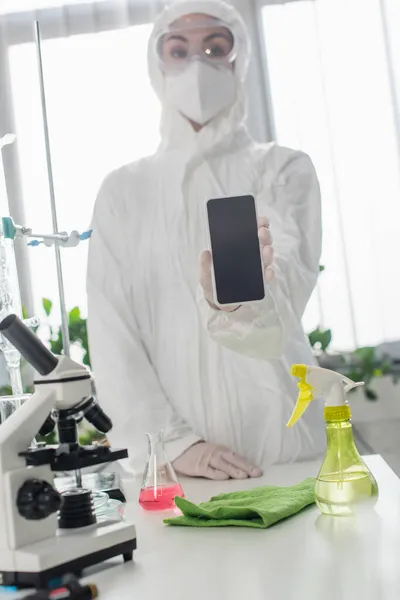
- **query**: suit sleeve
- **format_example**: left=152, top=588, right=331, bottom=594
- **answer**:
left=198, top=152, right=321, bottom=360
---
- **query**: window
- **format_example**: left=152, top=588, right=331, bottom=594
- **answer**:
left=262, top=0, right=400, bottom=350
left=4, top=0, right=400, bottom=350
left=8, top=22, right=160, bottom=323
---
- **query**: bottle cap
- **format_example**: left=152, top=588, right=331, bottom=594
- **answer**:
left=324, top=405, right=351, bottom=422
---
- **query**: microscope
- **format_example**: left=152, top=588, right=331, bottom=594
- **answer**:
left=0, top=314, right=137, bottom=590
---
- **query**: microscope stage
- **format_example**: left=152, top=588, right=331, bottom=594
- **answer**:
left=0, top=521, right=137, bottom=589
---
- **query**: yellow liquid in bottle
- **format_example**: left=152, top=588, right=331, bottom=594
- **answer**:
left=316, top=420, right=379, bottom=516
left=316, top=471, right=379, bottom=516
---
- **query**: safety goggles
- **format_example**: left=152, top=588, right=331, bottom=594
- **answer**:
left=155, top=15, right=237, bottom=74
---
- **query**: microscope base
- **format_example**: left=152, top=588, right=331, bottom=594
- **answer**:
left=0, top=521, right=137, bottom=589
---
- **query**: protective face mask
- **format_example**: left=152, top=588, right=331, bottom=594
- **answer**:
left=164, top=61, right=237, bottom=126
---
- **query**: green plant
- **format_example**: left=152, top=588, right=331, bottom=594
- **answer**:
left=308, top=327, right=332, bottom=351
left=79, top=428, right=106, bottom=445
left=42, top=298, right=91, bottom=367
left=345, top=347, right=393, bottom=401
left=36, top=431, right=58, bottom=445
left=307, top=265, right=397, bottom=400
left=307, top=328, right=394, bottom=401
left=36, top=427, right=105, bottom=446
left=308, top=329, right=394, bottom=401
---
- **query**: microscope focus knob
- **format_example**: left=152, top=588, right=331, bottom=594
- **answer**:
left=17, top=479, right=61, bottom=520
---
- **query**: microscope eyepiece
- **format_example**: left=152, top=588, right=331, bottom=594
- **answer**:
left=0, top=314, right=58, bottom=375
left=84, top=402, right=112, bottom=434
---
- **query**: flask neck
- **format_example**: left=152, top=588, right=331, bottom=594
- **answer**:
left=146, top=431, right=163, bottom=448
left=145, top=431, right=168, bottom=464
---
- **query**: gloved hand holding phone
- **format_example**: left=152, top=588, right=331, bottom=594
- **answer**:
left=200, top=215, right=275, bottom=312
left=173, top=441, right=263, bottom=480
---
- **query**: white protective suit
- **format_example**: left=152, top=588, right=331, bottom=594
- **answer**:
left=87, top=0, right=325, bottom=475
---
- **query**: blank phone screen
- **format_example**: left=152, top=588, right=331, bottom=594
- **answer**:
left=207, top=195, right=265, bottom=305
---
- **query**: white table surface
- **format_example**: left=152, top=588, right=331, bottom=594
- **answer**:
left=4, top=455, right=400, bottom=600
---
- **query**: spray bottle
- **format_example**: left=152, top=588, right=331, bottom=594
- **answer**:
left=287, top=364, right=379, bottom=516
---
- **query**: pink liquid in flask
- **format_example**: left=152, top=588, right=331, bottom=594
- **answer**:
left=139, top=484, right=184, bottom=511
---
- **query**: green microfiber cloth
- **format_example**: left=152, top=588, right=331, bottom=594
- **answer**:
left=164, top=478, right=315, bottom=528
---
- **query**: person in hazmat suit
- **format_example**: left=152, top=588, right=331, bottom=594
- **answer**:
left=87, top=0, right=325, bottom=479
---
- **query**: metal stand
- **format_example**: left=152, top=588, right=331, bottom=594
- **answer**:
left=34, top=21, right=70, bottom=357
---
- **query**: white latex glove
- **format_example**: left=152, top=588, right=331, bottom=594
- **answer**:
left=173, top=442, right=263, bottom=480
left=200, top=216, right=274, bottom=312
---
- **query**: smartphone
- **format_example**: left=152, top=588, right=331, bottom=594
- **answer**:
left=206, top=195, right=265, bottom=306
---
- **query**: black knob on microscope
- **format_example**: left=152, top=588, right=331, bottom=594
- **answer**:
left=17, top=479, right=61, bottom=520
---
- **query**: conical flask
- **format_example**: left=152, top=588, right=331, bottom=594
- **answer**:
left=139, top=431, right=184, bottom=511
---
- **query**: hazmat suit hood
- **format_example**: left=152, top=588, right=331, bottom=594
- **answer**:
left=147, top=0, right=251, bottom=154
